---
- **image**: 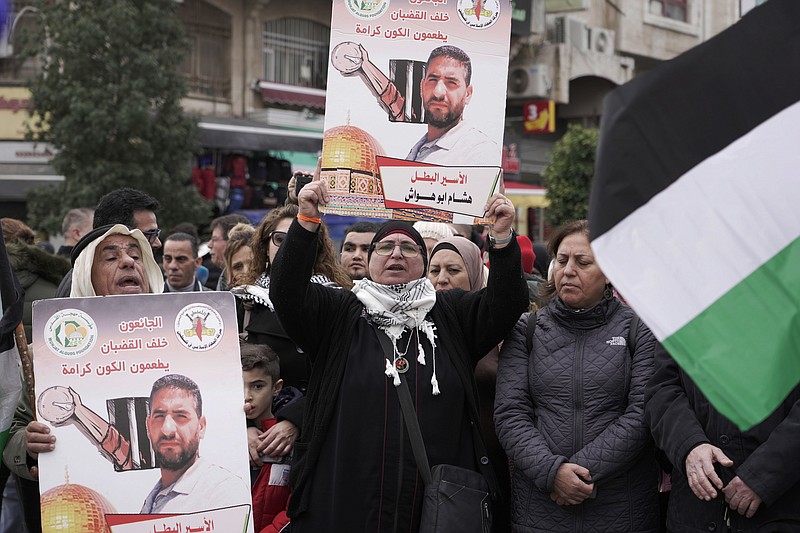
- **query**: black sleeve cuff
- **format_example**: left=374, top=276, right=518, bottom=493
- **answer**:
left=276, top=396, right=305, bottom=431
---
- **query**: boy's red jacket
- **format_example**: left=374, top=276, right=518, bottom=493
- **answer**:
left=252, top=418, right=291, bottom=533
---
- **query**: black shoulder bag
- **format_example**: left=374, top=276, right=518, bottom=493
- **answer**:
left=373, top=325, right=492, bottom=533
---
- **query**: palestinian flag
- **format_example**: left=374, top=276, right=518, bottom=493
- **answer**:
left=589, top=0, right=800, bottom=430
left=0, top=233, right=23, bottom=455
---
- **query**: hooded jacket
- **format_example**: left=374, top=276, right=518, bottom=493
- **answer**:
left=6, top=242, right=70, bottom=342
left=495, top=297, right=658, bottom=532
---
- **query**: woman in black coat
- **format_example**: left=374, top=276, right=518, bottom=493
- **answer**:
left=269, top=179, right=528, bottom=532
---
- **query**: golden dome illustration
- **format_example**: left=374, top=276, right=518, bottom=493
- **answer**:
left=41, top=476, right=116, bottom=533
left=322, top=120, right=386, bottom=176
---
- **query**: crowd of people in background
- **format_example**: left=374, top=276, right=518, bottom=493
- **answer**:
left=1, top=180, right=798, bottom=533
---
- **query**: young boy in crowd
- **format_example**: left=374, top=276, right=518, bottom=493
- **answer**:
left=241, top=343, right=290, bottom=533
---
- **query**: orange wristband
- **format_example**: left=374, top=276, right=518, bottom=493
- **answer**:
left=297, top=214, right=322, bottom=224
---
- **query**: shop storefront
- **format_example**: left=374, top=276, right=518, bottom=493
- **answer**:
left=505, top=180, right=549, bottom=242
left=187, top=115, right=324, bottom=215
left=0, top=86, right=62, bottom=218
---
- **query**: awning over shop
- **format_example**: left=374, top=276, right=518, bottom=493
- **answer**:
left=0, top=173, right=64, bottom=201
left=505, top=180, right=549, bottom=209
left=0, top=142, right=63, bottom=201
left=197, top=116, right=323, bottom=153
left=256, top=81, right=326, bottom=110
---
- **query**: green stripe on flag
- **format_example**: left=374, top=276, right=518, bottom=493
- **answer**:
left=664, top=236, right=800, bottom=430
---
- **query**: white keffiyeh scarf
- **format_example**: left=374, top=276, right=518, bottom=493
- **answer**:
left=232, top=272, right=337, bottom=311
left=352, top=278, right=442, bottom=394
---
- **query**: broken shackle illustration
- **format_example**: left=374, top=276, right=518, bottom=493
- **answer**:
left=331, top=41, right=426, bottom=124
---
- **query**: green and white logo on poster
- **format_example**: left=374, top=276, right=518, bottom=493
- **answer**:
left=345, top=0, right=390, bottom=20
left=44, top=309, right=98, bottom=359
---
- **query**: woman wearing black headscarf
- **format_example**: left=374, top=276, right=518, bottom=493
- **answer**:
left=269, top=179, right=528, bottom=532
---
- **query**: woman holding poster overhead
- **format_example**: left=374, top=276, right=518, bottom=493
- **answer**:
left=494, top=220, right=659, bottom=532
left=269, top=178, right=527, bottom=532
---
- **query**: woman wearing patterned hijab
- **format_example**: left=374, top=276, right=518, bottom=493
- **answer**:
left=268, top=178, right=528, bottom=532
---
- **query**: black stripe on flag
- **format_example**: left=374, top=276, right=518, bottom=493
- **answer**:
left=0, top=234, right=24, bottom=352
left=589, top=0, right=800, bottom=239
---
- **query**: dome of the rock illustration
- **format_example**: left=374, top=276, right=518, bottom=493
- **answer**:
left=322, top=121, right=386, bottom=175
left=40, top=480, right=116, bottom=533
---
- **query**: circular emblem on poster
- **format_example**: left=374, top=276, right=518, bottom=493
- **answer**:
left=457, top=0, right=501, bottom=29
left=174, top=303, right=224, bottom=351
left=331, top=41, right=365, bottom=74
left=345, top=0, right=390, bottom=20
left=44, top=309, right=98, bottom=359
left=38, top=386, right=76, bottom=424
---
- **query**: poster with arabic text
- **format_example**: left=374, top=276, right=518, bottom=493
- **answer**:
left=32, top=292, right=253, bottom=533
left=321, top=0, right=511, bottom=223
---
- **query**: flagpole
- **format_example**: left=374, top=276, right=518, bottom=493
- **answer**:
left=14, top=324, right=35, bottom=419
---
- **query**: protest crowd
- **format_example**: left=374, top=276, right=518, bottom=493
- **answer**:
left=0, top=0, right=796, bottom=528
left=0, top=173, right=796, bottom=533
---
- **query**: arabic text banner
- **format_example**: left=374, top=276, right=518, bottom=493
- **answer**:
left=32, top=292, right=254, bottom=533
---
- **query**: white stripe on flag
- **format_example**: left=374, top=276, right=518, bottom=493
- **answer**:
left=593, top=100, right=800, bottom=340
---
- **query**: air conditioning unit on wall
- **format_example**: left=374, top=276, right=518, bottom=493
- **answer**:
left=589, top=27, right=615, bottom=55
left=552, top=16, right=588, bottom=52
left=507, top=64, right=551, bottom=99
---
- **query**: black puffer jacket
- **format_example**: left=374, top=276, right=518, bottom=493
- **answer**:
left=495, top=296, right=659, bottom=532
left=645, top=343, right=800, bottom=532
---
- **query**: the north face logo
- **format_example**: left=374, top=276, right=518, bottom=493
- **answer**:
left=606, top=336, right=626, bottom=346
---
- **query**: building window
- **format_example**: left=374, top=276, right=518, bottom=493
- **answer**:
left=0, top=5, right=45, bottom=83
left=644, top=0, right=698, bottom=35
left=177, top=0, right=232, bottom=100
left=264, top=18, right=330, bottom=89
left=649, top=0, right=688, bottom=23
